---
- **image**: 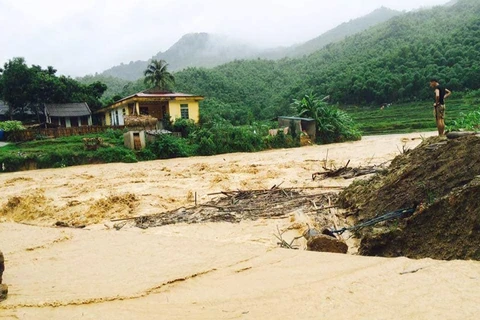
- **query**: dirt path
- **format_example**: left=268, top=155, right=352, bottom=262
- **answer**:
left=1, top=131, right=479, bottom=319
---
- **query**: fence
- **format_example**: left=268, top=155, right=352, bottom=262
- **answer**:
left=5, top=125, right=156, bottom=142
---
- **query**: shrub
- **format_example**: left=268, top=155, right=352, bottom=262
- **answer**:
left=197, top=136, right=217, bottom=156
left=190, top=122, right=265, bottom=155
left=0, top=121, right=25, bottom=132
left=316, top=107, right=362, bottom=144
left=264, top=130, right=299, bottom=149
left=135, top=148, right=156, bottom=161
left=147, top=134, right=192, bottom=159
left=172, top=118, right=196, bottom=138
left=94, top=147, right=138, bottom=163
left=449, top=107, right=480, bottom=131
left=0, top=153, right=32, bottom=172
left=102, top=128, right=126, bottom=145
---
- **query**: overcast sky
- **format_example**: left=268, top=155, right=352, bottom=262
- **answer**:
left=0, top=0, right=449, bottom=77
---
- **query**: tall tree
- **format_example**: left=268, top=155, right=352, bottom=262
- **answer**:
left=0, top=57, right=34, bottom=119
left=0, top=57, right=107, bottom=119
left=143, top=59, right=175, bottom=91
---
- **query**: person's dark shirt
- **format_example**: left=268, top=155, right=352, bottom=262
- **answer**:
left=435, top=85, right=446, bottom=105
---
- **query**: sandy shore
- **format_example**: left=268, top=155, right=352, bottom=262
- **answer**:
left=1, top=131, right=480, bottom=319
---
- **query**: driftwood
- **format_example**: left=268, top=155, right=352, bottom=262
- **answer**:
left=132, top=186, right=339, bottom=229
left=312, top=160, right=387, bottom=180
left=274, top=226, right=303, bottom=249
left=206, top=185, right=343, bottom=196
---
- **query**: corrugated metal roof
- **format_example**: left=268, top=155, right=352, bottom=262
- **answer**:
left=278, top=116, right=315, bottom=122
left=45, top=103, right=91, bottom=117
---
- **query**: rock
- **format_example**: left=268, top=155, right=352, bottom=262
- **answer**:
left=55, top=221, right=70, bottom=227
left=114, top=221, right=127, bottom=230
left=0, top=284, right=7, bottom=301
left=0, top=250, right=4, bottom=284
left=306, top=235, right=348, bottom=254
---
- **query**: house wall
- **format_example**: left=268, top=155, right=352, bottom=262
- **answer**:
left=104, top=112, right=111, bottom=126
left=102, top=98, right=201, bottom=125
left=168, top=100, right=200, bottom=123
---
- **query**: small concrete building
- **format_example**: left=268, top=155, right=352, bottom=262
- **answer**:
left=278, top=116, right=316, bottom=141
left=124, top=131, right=146, bottom=150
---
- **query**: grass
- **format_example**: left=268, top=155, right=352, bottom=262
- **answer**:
left=0, top=130, right=137, bottom=172
left=341, top=98, right=473, bottom=135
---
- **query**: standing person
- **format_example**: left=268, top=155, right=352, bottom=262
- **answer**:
left=429, top=78, right=451, bottom=136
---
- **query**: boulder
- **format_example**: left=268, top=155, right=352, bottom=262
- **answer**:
left=306, top=235, right=348, bottom=254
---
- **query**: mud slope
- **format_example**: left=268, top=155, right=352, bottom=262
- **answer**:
left=339, top=136, right=480, bottom=260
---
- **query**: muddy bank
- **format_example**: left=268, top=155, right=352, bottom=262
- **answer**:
left=339, top=136, right=480, bottom=260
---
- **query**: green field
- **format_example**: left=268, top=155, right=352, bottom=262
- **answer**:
left=342, top=99, right=473, bottom=135
left=0, top=130, right=142, bottom=172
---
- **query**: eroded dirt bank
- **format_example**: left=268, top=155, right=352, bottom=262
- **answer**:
left=339, top=136, right=480, bottom=260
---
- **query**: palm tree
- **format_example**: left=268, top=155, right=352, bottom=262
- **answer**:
left=143, top=59, right=175, bottom=91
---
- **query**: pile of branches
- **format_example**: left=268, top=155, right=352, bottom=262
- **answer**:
left=312, top=160, right=387, bottom=180
left=134, top=186, right=339, bottom=229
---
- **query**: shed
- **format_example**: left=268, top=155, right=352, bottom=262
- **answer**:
left=44, top=103, right=92, bottom=128
left=278, top=116, right=316, bottom=142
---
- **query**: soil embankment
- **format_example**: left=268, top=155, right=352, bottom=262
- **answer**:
left=339, top=136, right=480, bottom=260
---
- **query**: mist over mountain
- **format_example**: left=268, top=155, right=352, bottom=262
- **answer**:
left=261, top=6, right=402, bottom=59
left=100, top=33, right=261, bottom=80
left=96, top=7, right=402, bottom=81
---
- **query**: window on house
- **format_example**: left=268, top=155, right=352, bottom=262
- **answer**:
left=140, top=107, right=149, bottom=115
left=122, top=108, right=126, bottom=116
left=180, top=104, right=189, bottom=119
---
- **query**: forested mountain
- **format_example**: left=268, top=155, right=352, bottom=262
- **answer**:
left=261, top=7, right=401, bottom=59
left=171, top=0, right=480, bottom=123
left=93, top=7, right=401, bottom=81
left=99, top=33, right=260, bottom=81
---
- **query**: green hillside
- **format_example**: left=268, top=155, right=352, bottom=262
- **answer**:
left=172, top=0, right=479, bottom=124
left=276, top=7, right=401, bottom=59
